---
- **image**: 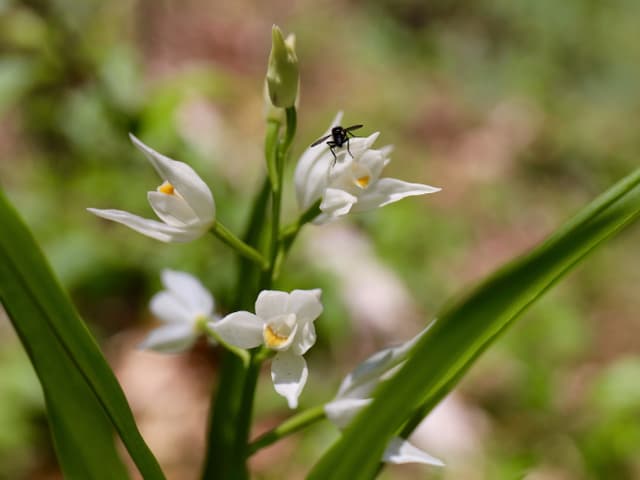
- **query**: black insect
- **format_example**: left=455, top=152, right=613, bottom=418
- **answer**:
left=310, top=124, right=364, bottom=165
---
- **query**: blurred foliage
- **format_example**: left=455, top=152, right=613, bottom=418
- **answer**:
left=0, top=0, right=639, bottom=478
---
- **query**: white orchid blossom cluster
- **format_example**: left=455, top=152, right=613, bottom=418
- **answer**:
left=86, top=24, right=443, bottom=473
left=138, top=269, right=321, bottom=409
left=325, top=324, right=444, bottom=466
left=295, top=112, right=440, bottom=224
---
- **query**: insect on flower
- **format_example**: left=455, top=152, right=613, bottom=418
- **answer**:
left=310, top=124, right=364, bottom=165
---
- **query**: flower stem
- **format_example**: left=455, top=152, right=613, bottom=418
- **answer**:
left=211, top=221, right=268, bottom=270
left=273, top=199, right=321, bottom=280
left=281, top=106, right=297, bottom=156
left=247, top=405, right=326, bottom=456
left=235, top=176, right=271, bottom=310
left=232, top=349, right=264, bottom=462
left=201, top=354, right=247, bottom=480
left=202, top=107, right=298, bottom=480
left=262, top=107, right=297, bottom=288
left=265, top=119, right=281, bottom=191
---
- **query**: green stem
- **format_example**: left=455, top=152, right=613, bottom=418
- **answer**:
left=202, top=107, right=297, bottom=480
left=281, top=107, right=297, bottom=156
left=235, top=176, right=271, bottom=310
left=248, top=405, right=326, bottom=456
left=265, top=119, right=281, bottom=191
left=232, top=350, right=263, bottom=462
left=211, top=221, right=268, bottom=270
left=201, top=353, right=247, bottom=480
left=273, top=200, right=321, bottom=280
left=263, top=107, right=298, bottom=286
left=201, top=175, right=277, bottom=480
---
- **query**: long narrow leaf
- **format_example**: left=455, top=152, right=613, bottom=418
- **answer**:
left=309, top=169, right=640, bottom=479
left=0, top=190, right=165, bottom=479
left=2, top=262, right=129, bottom=479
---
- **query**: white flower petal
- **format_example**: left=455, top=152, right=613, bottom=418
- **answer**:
left=382, top=438, right=444, bottom=466
left=324, top=397, right=371, bottom=429
left=295, top=149, right=332, bottom=211
left=294, top=112, right=343, bottom=210
left=129, top=134, right=215, bottom=223
left=147, top=191, right=200, bottom=227
left=161, top=269, right=214, bottom=315
left=291, top=318, right=316, bottom=356
left=211, top=311, right=263, bottom=348
left=288, top=289, right=323, bottom=323
left=255, top=290, right=290, bottom=320
left=337, top=323, right=434, bottom=399
left=347, top=132, right=380, bottom=158
left=149, top=291, right=194, bottom=325
left=271, top=351, right=308, bottom=409
left=319, top=187, right=357, bottom=218
left=87, top=208, right=203, bottom=242
left=352, top=178, right=441, bottom=213
left=138, top=324, right=198, bottom=353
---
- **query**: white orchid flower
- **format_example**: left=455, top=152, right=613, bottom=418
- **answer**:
left=140, top=269, right=218, bottom=353
left=88, top=134, right=215, bottom=242
left=324, top=324, right=444, bottom=467
left=210, top=289, right=323, bottom=408
left=294, top=113, right=440, bottom=224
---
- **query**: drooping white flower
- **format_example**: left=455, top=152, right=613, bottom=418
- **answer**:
left=88, top=135, right=215, bottom=242
left=140, top=269, right=218, bottom=353
left=210, top=289, right=323, bottom=408
left=295, top=113, right=440, bottom=224
left=324, top=324, right=444, bottom=467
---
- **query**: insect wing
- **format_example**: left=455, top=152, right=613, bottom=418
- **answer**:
left=344, top=124, right=364, bottom=133
left=310, top=134, right=332, bottom=147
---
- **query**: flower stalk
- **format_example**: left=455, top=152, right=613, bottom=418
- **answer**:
left=248, top=405, right=326, bottom=455
left=210, top=221, right=268, bottom=270
left=202, top=101, right=299, bottom=480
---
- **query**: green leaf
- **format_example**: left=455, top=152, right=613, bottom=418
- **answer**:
left=309, top=168, right=640, bottom=479
left=0, top=190, right=165, bottom=479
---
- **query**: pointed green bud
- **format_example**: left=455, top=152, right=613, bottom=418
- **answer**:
left=266, top=25, right=299, bottom=108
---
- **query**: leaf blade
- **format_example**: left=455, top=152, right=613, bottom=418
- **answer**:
left=0, top=190, right=165, bottom=479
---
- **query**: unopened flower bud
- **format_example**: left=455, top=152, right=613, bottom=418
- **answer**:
left=266, top=25, right=299, bottom=108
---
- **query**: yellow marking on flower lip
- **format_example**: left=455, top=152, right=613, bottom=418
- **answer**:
left=157, top=181, right=175, bottom=195
left=264, top=324, right=290, bottom=349
left=355, top=175, right=370, bottom=188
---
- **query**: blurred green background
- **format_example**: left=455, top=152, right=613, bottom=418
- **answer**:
left=1, top=0, right=639, bottom=479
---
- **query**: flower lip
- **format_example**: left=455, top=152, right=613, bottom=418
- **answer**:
left=263, top=313, right=298, bottom=351
left=157, top=181, right=176, bottom=195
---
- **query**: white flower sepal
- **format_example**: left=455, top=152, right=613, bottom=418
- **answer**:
left=140, top=270, right=218, bottom=353
left=294, top=113, right=440, bottom=224
left=88, top=135, right=215, bottom=242
left=324, top=323, right=444, bottom=467
left=210, top=289, right=323, bottom=408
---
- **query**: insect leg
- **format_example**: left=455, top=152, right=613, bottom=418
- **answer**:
left=346, top=137, right=354, bottom=159
left=327, top=141, right=338, bottom=167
